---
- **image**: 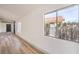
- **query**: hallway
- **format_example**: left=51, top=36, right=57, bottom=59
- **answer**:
left=0, top=32, right=43, bottom=54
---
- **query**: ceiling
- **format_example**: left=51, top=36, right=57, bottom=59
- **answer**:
left=0, top=4, right=37, bottom=19
left=0, top=4, right=70, bottom=20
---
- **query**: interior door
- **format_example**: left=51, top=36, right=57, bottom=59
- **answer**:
left=6, top=24, right=11, bottom=32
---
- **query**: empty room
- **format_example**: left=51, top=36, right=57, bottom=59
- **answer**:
left=0, top=4, right=79, bottom=54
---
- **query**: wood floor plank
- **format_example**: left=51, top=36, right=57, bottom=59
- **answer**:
left=0, top=32, right=44, bottom=54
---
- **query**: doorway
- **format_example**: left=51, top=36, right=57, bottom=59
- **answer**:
left=6, top=24, right=11, bottom=32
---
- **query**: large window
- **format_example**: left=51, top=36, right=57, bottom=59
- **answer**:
left=44, top=5, right=79, bottom=43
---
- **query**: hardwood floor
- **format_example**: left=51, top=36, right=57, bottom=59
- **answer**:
left=0, top=32, right=44, bottom=54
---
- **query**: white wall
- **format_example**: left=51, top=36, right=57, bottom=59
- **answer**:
left=1, top=23, right=6, bottom=32
left=16, top=4, right=79, bottom=54
left=0, top=21, right=1, bottom=32
left=11, top=22, right=14, bottom=33
left=0, top=22, right=14, bottom=33
left=0, top=22, right=6, bottom=32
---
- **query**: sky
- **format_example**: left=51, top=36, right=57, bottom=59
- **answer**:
left=45, top=5, right=79, bottom=23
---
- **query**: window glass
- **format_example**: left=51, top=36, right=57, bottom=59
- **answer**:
left=44, top=12, right=56, bottom=37
left=57, top=5, right=79, bottom=42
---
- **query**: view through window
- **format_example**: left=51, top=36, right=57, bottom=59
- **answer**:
left=44, top=5, right=79, bottom=43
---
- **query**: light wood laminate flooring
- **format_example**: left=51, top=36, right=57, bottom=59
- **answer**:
left=0, top=32, right=43, bottom=54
